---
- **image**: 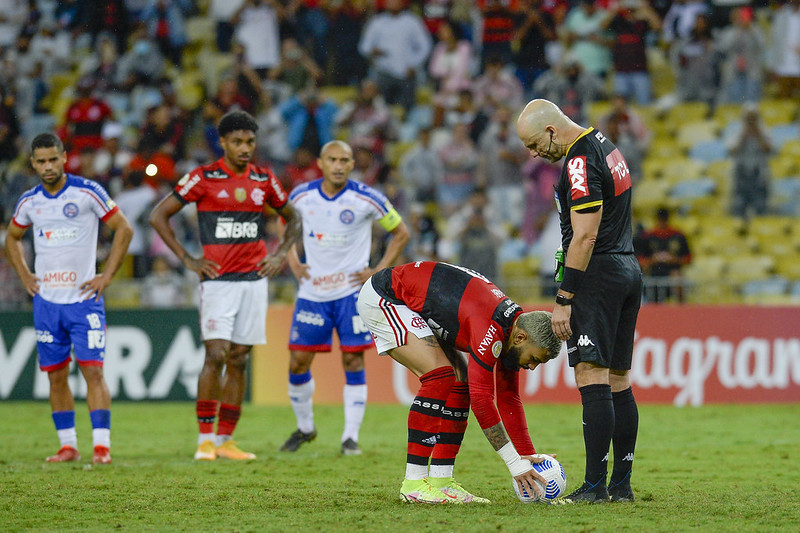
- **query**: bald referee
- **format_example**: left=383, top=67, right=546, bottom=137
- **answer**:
left=516, top=99, right=643, bottom=503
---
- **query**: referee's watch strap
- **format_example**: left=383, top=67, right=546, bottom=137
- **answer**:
left=555, top=294, right=573, bottom=306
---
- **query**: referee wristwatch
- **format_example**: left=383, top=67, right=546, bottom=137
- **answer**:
left=555, top=294, right=573, bottom=306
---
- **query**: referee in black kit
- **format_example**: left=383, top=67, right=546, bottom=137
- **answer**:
left=516, top=99, right=642, bottom=504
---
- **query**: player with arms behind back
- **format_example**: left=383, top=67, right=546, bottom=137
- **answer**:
left=149, top=110, right=301, bottom=461
left=280, top=140, right=409, bottom=455
left=357, top=261, right=563, bottom=503
left=5, top=133, right=133, bottom=464
left=516, top=99, right=642, bottom=503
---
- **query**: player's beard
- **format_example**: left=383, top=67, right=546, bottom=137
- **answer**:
left=500, top=345, right=523, bottom=371
left=41, top=169, right=64, bottom=187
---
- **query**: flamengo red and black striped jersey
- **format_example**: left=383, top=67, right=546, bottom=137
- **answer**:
left=173, top=158, right=288, bottom=281
left=371, top=261, right=536, bottom=455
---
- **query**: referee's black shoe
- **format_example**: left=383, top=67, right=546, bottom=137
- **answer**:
left=608, top=480, right=635, bottom=502
left=558, top=480, right=611, bottom=504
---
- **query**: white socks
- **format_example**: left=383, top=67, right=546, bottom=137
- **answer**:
left=57, top=427, right=78, bottom=449
left=289, top=378, right=316, bottom=433
left=342, top=384, right=367, bottom=443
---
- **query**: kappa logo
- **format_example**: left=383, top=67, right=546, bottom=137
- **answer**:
left=577, top=334, right=595, bottom=347
left=217, top=189, right=229, bottom=198
left=567, top=156, right=588, bottom=200
left=623, top=452, right=634, bottom=461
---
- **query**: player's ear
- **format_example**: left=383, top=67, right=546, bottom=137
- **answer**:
left=514, top=328, right=528, bottom=346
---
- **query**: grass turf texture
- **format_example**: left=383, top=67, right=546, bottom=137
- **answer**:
left=1, top=402, right=797, bottom=532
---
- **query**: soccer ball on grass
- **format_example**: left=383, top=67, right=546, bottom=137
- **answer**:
left=512, top=455, right=567, bottom=502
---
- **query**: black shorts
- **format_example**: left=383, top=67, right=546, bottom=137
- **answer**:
left=567, top=253, right=642, bottom=371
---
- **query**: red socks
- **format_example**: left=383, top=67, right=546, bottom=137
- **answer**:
left=196, top=400, right=218, bottom=434
left=217, top=403, right=241, bottom=438
left=431, top=381, right=470, bottom=467
left=406, top=366, right=455, bottom=467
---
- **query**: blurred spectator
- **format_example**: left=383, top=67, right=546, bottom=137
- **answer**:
left=436, top=122, right=479, bottom=216
left=358, top=0, right=433, bottom=113
left=94, top=121, right=134, bottom=184
left=472, top=53, right=525, bottom=118
left=597, top=94, right=650, bottom=182
left=350, top=143, right=391, bottom=188
left=138, top=103, right=185, bottom=161
left=79, top=33, right=120, bottom=94
left=327, top=0, right=369, bottom=86
left=210, top=0, right=246, bottom=53
left=279, top=86, right=337, bottom=155
left=0, top=0, right=27, bottom=48
left=533, top=53, right=604, bottom=124
left=254, top=91, right=292, bottom=171
left=0, top=219, right=29, bottom=309
left=428, top=19, right=474, bottom=128
left=477, top=104, right=528, bottom=230
left=661, top=0, right=708, bottom=47
left=768, top=0, right=800, bottom=99
left=268, top=37, right=324, bottom=96
left=63, top=76, right=113, bottom=151
left=635, top=207, right=691, bottom=303
left=140, top=0, right=191, bottom=66
left=478, top=0, right=517, bottom=66
left=203, top=77, right=251, bottom=156
left=85, top=0, right=130, bottom=53
left=0, top=86, right=20, bottom=165
left=141, top=255, right=189, bottom=307
left=293, top=0, right=331, bottom=70
left=513, top=0, right=557, bottom=96
left=228, top=42, right=265, bottom=112
left=113, top=170, right=157, bottom=278
left=562, top=0, right=613, bottom=79
left=233, top=0, right=286, bottom=77
left=716, top=6, right=765, bottom=104
left=521, top=157, right=559, bottom=245
left=441, top=187, right=505, bottom=276
left=404, top=202, right=440, bottom=262
left=726, top=104, right=772, bottom=218
left=399, top=125, right=442, bottom=202
left=28, top=19, right=72, bottom=78
left=605, top=0, right=661, bottom=105
left=670, top=13, right=717, bottom=106
left=335, top=78, right=396, bottom=156
left=443, top=88, right=490, bottom=143
left=284, top=145, right=322, bottom=190
left=115, top=27, right=166, bottom=91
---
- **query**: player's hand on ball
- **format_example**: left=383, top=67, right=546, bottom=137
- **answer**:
left=513, top=466, right=546, bottom=501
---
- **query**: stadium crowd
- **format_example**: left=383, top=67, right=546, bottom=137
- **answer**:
left=1, top=0, right=800, bottom=310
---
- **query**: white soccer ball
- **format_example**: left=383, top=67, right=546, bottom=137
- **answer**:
left=512, top=455, right=567, bottom=503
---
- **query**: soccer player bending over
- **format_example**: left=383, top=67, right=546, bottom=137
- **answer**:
left=150, top=110, right=301, bottom=461
left=357, top=261, right=563, bottom=503
left=6, top=133, right=133, bottom=464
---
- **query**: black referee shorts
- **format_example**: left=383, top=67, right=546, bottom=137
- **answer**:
left=566, top=253, right=642, bottom=371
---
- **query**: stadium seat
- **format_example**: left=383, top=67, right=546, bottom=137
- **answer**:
left=689, top=140, right=728, bottom=163
left=758, top=99, right=798, bottom=127
left=321, top=85, right=358, bottom=106
left=660, top=158, right=706, bottom=185
left=770, top=154, right=799, bottom=179
left=587, top=100, right=612, bottom=127
left=648, top=138, right=683, bottom=160
left=778, top=139, right=800, bottom=159
left=185, top=16, right=215, bottom=45
left=632, top=179, right=672, bottom=216
left=713, top=103, right=743, bottom=127
left=725, top=254, right=775, bottom=284
left=666, top=102, right=710, bottom=124
left=385, top=141, right=416, bottom=167
left=670, top=178, right=715, bottom=200
left=676, top=120, right=719, bottom=150
left=769, top=124, right=800, bottom=149
left=747, top=216, right=793, bottom=238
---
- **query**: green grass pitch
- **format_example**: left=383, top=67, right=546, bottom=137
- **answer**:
left=1, top=402, right=797, bottom=532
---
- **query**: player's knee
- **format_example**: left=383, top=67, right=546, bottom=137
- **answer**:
left=226, top=347, right=250, bottom=371
left=342, top=352, right=364, bottom=372
left=203, top=349, right=228, bottom=370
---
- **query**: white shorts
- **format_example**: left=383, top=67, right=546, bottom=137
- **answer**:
left=199, top=278, right=268, bottom=345
left=356, top=278, right=433, bottom=355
